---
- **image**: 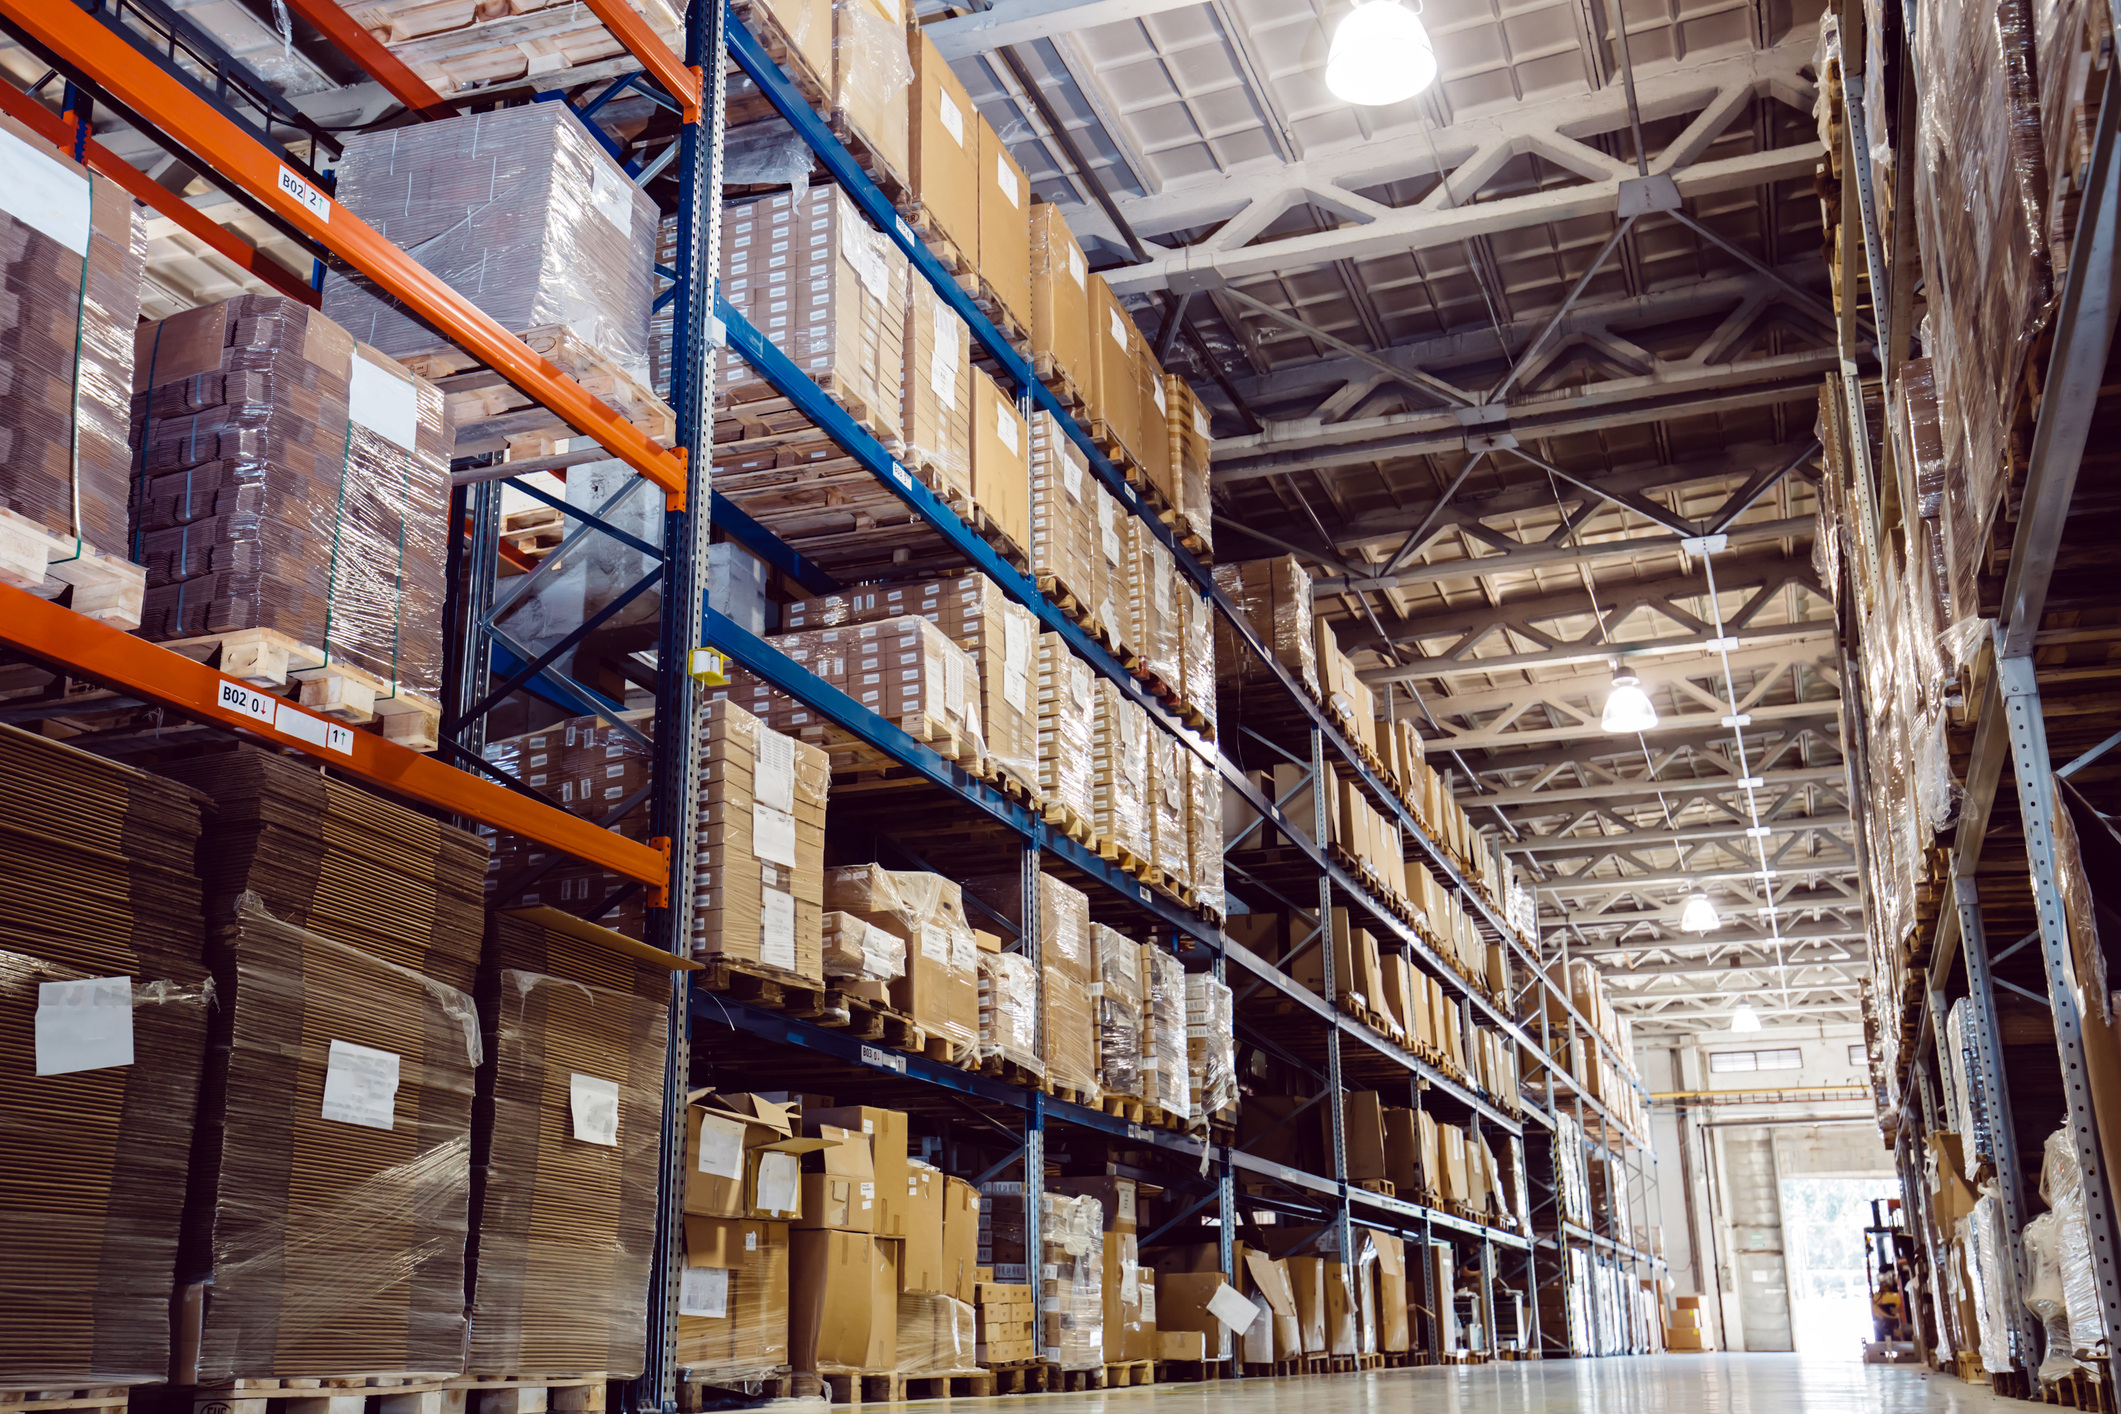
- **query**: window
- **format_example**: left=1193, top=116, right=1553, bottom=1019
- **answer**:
left=1849, top=1043, right=1868, bottom=1066
left=1709, top=1047, right=1803, bottom=1073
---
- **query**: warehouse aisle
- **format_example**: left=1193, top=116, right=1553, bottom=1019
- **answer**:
left=919, top=1357, right=2027, bottom=1414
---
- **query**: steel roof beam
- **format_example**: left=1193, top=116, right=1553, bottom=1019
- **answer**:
left=1475, top=764, right=1844, bottom=809
left=1509, top=811, right=1853, bottom=854
left=927, top=0, right=1203, bottom=57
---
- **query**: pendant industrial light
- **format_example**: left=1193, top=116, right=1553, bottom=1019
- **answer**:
left=1679, top=893, right=1720, bottom=934
left=1324, top=0, right=1438, bottom=106
left=1727, top=1002, right=1763, bottom=1033
left=1600, top=669, right=1658, bottom=734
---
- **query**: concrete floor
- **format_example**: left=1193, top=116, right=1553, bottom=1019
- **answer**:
left=907, top=1356, right=2026, bottom=1414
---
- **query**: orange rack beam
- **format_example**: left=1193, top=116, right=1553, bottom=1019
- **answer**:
left=0, top=583, right=671, bottom=898
left=1, top=0, right=690, bottom=505
left=274, top=0, right=458, bottom=121
left=577, top=0, right=702, bottom=122
left=0, top=83, right=318, bottom=306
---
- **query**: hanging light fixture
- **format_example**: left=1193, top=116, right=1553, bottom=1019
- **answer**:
left=1728, top=1002, right=1762, bottom=1033
left=1324, top=0, right=1439, bottom=106
left=1600, top=669, right=1658, bottom=734
left=1679, top=893, right=1720, bottom=934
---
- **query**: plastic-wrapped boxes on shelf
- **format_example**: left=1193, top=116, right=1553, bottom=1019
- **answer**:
left=831, top=0, right=911, bottom=195
left=1094, top=924, right=1145, bottom=1100
left=825, top=864, right=978, bottom=1053
left=1185, top=972, right=1236, bottom=1122
left=978, top=1185, right=1104, bottom=1369
left=1029, top=202, right=1092, bottom=405
left=695, top=700, right=832, bottom=978
left=1127, top=516, right=1181, bottom=691
left=1036, top=631, right=1096, bottom=830
left=1213, top=555, right=1319, bottom=698
left=1185, top=750, right=1226, bottom=917
left=823, top=910, right=906, bottom=984
left=972, top=111, right=1032, bottom=343
left=967, top=872, right=1098, bottom=1096
left=1139, top=944, right=1191, bottom=1123
left=132, top=297, right=452, bottom=716
left=482, top=715, right=654, bottom=941
left=976, top=949, right=1041, bottom=1071
left=1092, top=678, right=1150, bottom=864
left=1028, top=409, right=1100, bottom=621
left=906, top=31, right=979, bottom=267
left=901, top=273, right=973, bottom=504
left=1162, top=373, right=1213, bottom=553
left=1146, top=726, right=1190, bottom=891
left=1085, top=275, right=1147, bottom=474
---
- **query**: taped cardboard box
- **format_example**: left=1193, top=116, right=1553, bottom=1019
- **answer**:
left=1135, top=338, right=1175, bottom=507
left=974, top=112, right=1032, bottom=342
left=1029, top=202, right=1092, bottom=401
left=1323, top=1092, right=1390, bottom=1183
left=1037, top=630, right=1096, bottom=824
left=678, top=1217, right=790, bottom=1379
left=759, top=614, right=985, bottom=758
left=974, top=1280, right=1035, bottom=1363
left=940, top=1176, right=981, bottom=1302
left=790, top=1228, right=876, bottom=1372
left=1139, top=943, right=1190, bottom=1121
left=831, top=0, right=911, bottom=187
left=906, top=31, right=978, bottom=262
left=825, top=864, right=978, bottom=1050
left=694, top=698, right=830, bottom=977
left=685, top=1092, right=827, bottom=1220
left=823, top=910, right=905, bottom=984
left=1373, top=1231, right=1409, bottom=1352
left=1092, top=677, right=1150, bottom=861
left=1092, top=479, right=1133, bottom=656
left=1086, top=275, right=1145, bottom=471
left=808, top=1105, right=910, bottom=1236
left=793, top=1122, right=877, bottom=1233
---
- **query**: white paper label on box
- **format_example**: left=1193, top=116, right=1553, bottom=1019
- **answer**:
left=1060, top=446, right=1084, bottom=500
left=321, top=1039, right=400, bottom=1130
left=1206, top=1282, right=1257, bottom=1332
left=1194, top=405, right=1211, bottom=439
left=592, top=157, right=635, bottom=237
left=349, top=356, right=419, bottom=452
left=745, top=1229, right=758, bottom=1250
left=753, top=726, right=796, bottom=811
left=759, top=887, right=797, bottom=970
left=679, top=1266, right=730, bottom=1319
left=951, top=928, right=977, bottom=971
left=752, top=802, right=798, bottom=867
left=1141, top=1284, right=1156, bottom=1322
left=1118, top=1184, right=1136, bottom=1221
left=1152, top=377, right=1168, bottom=416
left=920, top=925, right=950, bottom=964
left=696, top=1111, right=747, bottom=1179
left=569, top=1072, right=621, bottom=1145
left=34, top=976, right=133, bottom=1076
left=994, top=154, right=1021, bottom=208
left=1068, top=245, right=1085, bottom=288
left=1109, top=308, right=1129, bottom=346
left=931, top=301, right=960, bottom=407
left=995, top=401, right=1019, bottom=456
left=1120, top=1259, right=1139, bottom=1303
left=0, top=125, right=91, bottom=253
left=1002, top=610, right=1032, bottom=715
left=838, top=205, right=890, bottom=299
left=755, top=1150, right=800, bottom=1214
left=860, top=1181, right=875, bottom=1210
left=938, top=89, right=965, bottom=146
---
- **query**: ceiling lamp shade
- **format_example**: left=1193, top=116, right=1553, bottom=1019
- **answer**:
left=1600, top=671, right=1658, bottom=734
left=1679, top=893, right=1720, bottom=934
left=1324, top=0, right=1439, bottom=107
left=1728, top=1002, right=1763, bottom=1033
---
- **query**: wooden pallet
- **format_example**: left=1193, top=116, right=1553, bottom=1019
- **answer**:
left=1042, top=798, right=1096, bottom=846
left=674, top=1370, right=795, bottom=1411
left=1239, top=1360, right=1303, bottom=1378
left=2044, top=1369, right=2116, bottom=1411
left=181, top=1371, right=546, bottom=1414
left=396, top=325, right=675, bottom=460
left=695, top=955, right=930, bottom=1056
left=0, top=1389, right=129, bottom=1414
left=724, top=0, right=826, bottom=113
left=896, top=1369, right=985, bottom=1401
left=1030, top=353, right=1087, bottom=412
left=923, top=1031, right=979, bottom=1070
left=1044, top=1365, right=1106, bottom=1392
left=0, top=508, right=145, bottom=629
left=973, top=1361, right=1049, bottom=1396
left=1151, top=1359, right=1224, bottom=1383
left=1102, top=1093, right=1145, bottom=1122
left=1357, top=1178, right=1397, bottom=1198
left=1103, top=1360, right=1155, bottom=1388
left=820, top=1371, right=903, bottom=1408
left=160, top=627, right=444, bottom=752
left=979, top=1053, right=1048, bottom=1087
left=1041, top=1077, right=1098, bottom=1108
left=500, top=506, right=567, bottom=560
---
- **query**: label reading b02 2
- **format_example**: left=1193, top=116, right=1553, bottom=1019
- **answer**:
left=277, top=166, right=331, bottom=221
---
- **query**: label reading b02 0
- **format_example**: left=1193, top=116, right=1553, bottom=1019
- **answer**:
left=218, top=679, right=277, bottom=725
left=278, top=166, right=331, bottom=221
left=859, top=1044, right=907, bottom=1074
left=216, top=679, right=353, bottom=755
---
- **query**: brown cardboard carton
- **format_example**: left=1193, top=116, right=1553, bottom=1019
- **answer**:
left=866, top=1239, right=901, bottom=1370
left=1282, top=1257, right=1329, bottom=1353
left=1383, top=1106, right=1428, bottom=1196
left=974, top=114, right=1032, bottom=342
left=808, top=1106, right=910, bottom=1236
left=1156, top=1329, right=1204, bottom=1360
left=1243, top=1251, right=1302, bottom=1358
left=1372, top=1232, right=1409, bottom=1352
left=971, top=367, right=1031, bottom=555
left=790, top=1229, right=875, bottom=1372
left=897, top=1161, right=948, bottom=1292
left=1087, top=276, right=1144, bottom=467
left=1323, top=1261, right=1357, bottom=1355
left=1152, top=1272, right=1236, bottom=1360
left=1135, top=338, right=1174, bottom=506
left=685, top=1093, right=827, bottom=1220
left=966, top=871, right=1098, bottom=1094
left=795, top=1123, right=877, bottom=1233
left=825, top=865, right=979, bottom=1050
left=1324, top=1092, right=1390, bottom=1182
left=902, top=276, right=974, bottom=503
left=908, top=33, right=978, bottom=260
left=1440, top=1124, right=1469, bottom=1203
left=1029, top=203, right=1092, bottom=400
left=678, top=1217, right=791, bottom=1378
left=831, top=0, right=910, bottom=186
left=940, top=1176, right=981, bottom=1303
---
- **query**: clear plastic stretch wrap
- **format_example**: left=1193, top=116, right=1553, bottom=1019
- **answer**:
left=1185, top=972, right=1236, bottom=1121
left=468, top=966, right=668, bottom=1376
left=717, top=187, right=910, bottom=444
left=1139, top=943, right=1190, bottom=1121
left=765, top=615, right=986, bottom=760
left=1945, top=999, right=1993, bottom=1171
left=823, top=910, right=906, bottom=983
left=1186, top=749, right=1226, bottom=917
left=1968, top=1195, right=2018, bottom=1374
left=1128, top=518, right=1182, bottom=689
left=1037, top=631, right=1096, bottom=825
left=968, top=872, right=1098, bottom=1094
left=676, top=1215, right=789, bottom=1380
left=1163, top=373, right=1214, bottom=550
left=134, top=298, right=453, bottom=699
left=2021, top=1210, right=2082, bottom=1380
left=895, top=1293, right=978, bottom=1374
left=1094, top=481, right=1132, bottom=657
left=0, top=113, right=143, bottom=555
left=825, top=865, right=979, bottom=1049
left=183, top=894, right=480, bottom=1381
left=483, top=714, right=655, bottom=940
left=976, top=949, right=1042, bottom=1071
left=1146, top=725, right=1190, bottom=889
left=1095, top=925, right=1144, bottom=1099
left=1212, top=556, right=1319, bottom=698
left=1030, top=409, right=1099, bottom=607
left=831, top=0, right=912, bottom=182
left=695, top=700, right=831, bottom=975
left=1092, top=678, right=1150, bottom=860
left=1910, top=0, right=2051, bottom=630
left=1044, top=1192, right=1104, bottom=1369
left=1178, top=581, right=1218, bottom=735
left=0, top=725, right=212, bottom=1386
left=2036, top=0, right=2096, bottom=272
left=2041, top=1127, right=2106, bottom=1359
left=901, top=275, right=973, bottom=501
left=327, top=105, right=655, bottom=378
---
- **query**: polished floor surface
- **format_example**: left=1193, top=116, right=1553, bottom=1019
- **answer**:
left=896, top=1355, right=2025, bottom=1414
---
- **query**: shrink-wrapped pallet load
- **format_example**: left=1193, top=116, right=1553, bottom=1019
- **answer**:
left=1128, top=517, right=1181, bottom=690
left=1029, top=408, right=1100, bottom=614
left=1135, top=339, right=1174, bottom=509
left=831, top=0, right=911, bottom=189
left=973, top=113, right=1033, bottom=341
left=901, top=275, right=974, bottom=502
left=824, top=910, right=906, bottom=984
left=1139, top=943, right=1190, bottom=1122
left=978, top=1186, right=1103, bottom=1369
left=1037, top=631, right=1096, bottom=828
left=132, top=297, right=452, bottom=711
left=976, top=949, right=1041, bottom=1071
left=1185, top=749, right=1226, bottom=916
left=0, top=111, right=144, bottom=575
left=825, top=865, right=978, bottom=1052
left=906, top=31, right=979, bottom=264
left=1094, top=924, right=1144, bottom=1100
left=1163, top=373, right=1213, bottom=551
left=725, top=614, right=986, bottom=763
left=971, top=367, right=1031, bottom=557
left=1186, top=972, right=1236, bottom=1122
left=1213, top=555, right=1319, bottom=698
left=968, top=872, right=1098, bottom=1096
left=1029, top=202, right=1092, bottom=400
left=0, top=727, right=211, bottom=1386
left=1146, top=726, right=1189, bottom=889
left=1091, top=677, right=1150, bottom=863
left=694, top=699, right=831, bottom=979
left=1093, top=480, right=1133, bottom=657
left=326, top=104, right=654, bottom=379
left=481, top=714, right=654, bottom=941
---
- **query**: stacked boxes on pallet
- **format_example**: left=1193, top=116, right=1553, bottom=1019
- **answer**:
left=906, top=31, right=979, bottom=267
left=1091, top=677, right=1150, bottom=865
left=481, top=715, right=654, bottom=939
left=680, top=1094, right=802, bottom=1381
left=1094, top=924, right=1145, bottom=1104
left=0, top=728, right=211, bottom=1385
left=966, top=872, right=1098, bottom=1097
left=1028, top=203, right=1091, bottom=399
left=0, top=111, right=144, bottom=599
left=979, top=1185, right=1104, bottom=1369
left=132, top=297, right=452, bottom=723
left=1036, top=631, right=1096, bottom=829
left=695, top=699, right=833, bottom=981
left=1139, top=944, right=1190, bottom=1123
left=721, top=613, right=987, bottom=765
left=831, top=0, right=910, bottom=190
left=825, top=864, right=979, bottom=1054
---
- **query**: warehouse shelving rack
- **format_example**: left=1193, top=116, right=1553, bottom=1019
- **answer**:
left=1821, top=0, right=2121, bottom=1385
left=0, top=0, right=1661, bottom=1389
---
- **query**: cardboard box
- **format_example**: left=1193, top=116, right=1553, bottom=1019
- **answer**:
left=1670, top=1307, right=1701, bottom=1330
left=831, top=0, right=910, bottom=185
left=1676, top=1294, right=1702, bottom=1310
left=685, top=1093, right=827, bottom=1220
left=940, top=1176, right=981, bottom=1303
left=1152, top=1273, right=1238, bottom=1360
left=971, top=367, right=1031, bottom=556
left=807, top=1105, right=910, bottom=1236
left=825, top=864, right=978, bottom=1051
left=1244, top=1251, right=1302, bottom=1359
left=902, top=275, right=974, bottom=503
left=694, top=699, right=832, bottom=978
left=1157, top=1329, right=1205, bottom=1360
left=1284, top=1256, right=1328, bottom=1353
left=1029, top=202, right=1091, bottom=403
left=897, top=1161, right=948, bottom=1292
left=1373, top=1232, right=1409, bottom=1352
left=908, top=32, right=978, bottom=260
left=974, top=114, right=1032, bottom=344
left=1666, top=1327, right=1706, bottom=1350
left=678, top=1217, right=790, bottom=1378
left=1087, top=276, right=1144, bottom=468
left=790, top=1229, right=875, bottom=1371
left=795, top=1123, right=877, bottom=1233
left=866, top=1238, right=900, bottom=1370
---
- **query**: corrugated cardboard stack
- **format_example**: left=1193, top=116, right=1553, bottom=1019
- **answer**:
left=0, top=727, right=211, bottom=1386
left=723, top=615, right=987, bottom=767
left=1139, top=944, right=1190, bottom=1123
left=973, top=1281, right=1035, bottom=1364
left=695, top=699, right=829, bottom=981
left=976, top=947, right=1041, bottom=1071
left=1213, top=556, right=1320, bottom=699
left=326, top=104, right=654, bottom=382
left=1091, top=678, right=1150, bottom=863
left=978, top=1185, right=1103, bottom=1369
left=0, top=110, right=144, bottom=565
left=1162, top=373, right=1213, bottom=552
left=133, top=297, right=452, bottom=708
left=1127, top=518, right=1181, bottom=690
left=967, top=872, right=1097, bottom=1097
left=906, top=31, right=979, bottom=265
left=1094, top=924, right=1144, bottom=1103
left=1028, top=202, right=1091, bottom=399
left=481, top=714, right=654, bottom=939
left=1145, top=728, right=1189, bottom=890
left=717, top=187, right=910, bottom=443
left=1184, top=749, right=1226, bottom=917
left=973, top=113, right=1032, bottom=343
left=831, top=0, right=911, bottom=190
left=468, top=910, right=674, bottom=1375
left=1036, top=631, right=1096, bottom=829
left=180, top=895, right=481, bottom=1379
left=825, top=865, right=978, bottom=1052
